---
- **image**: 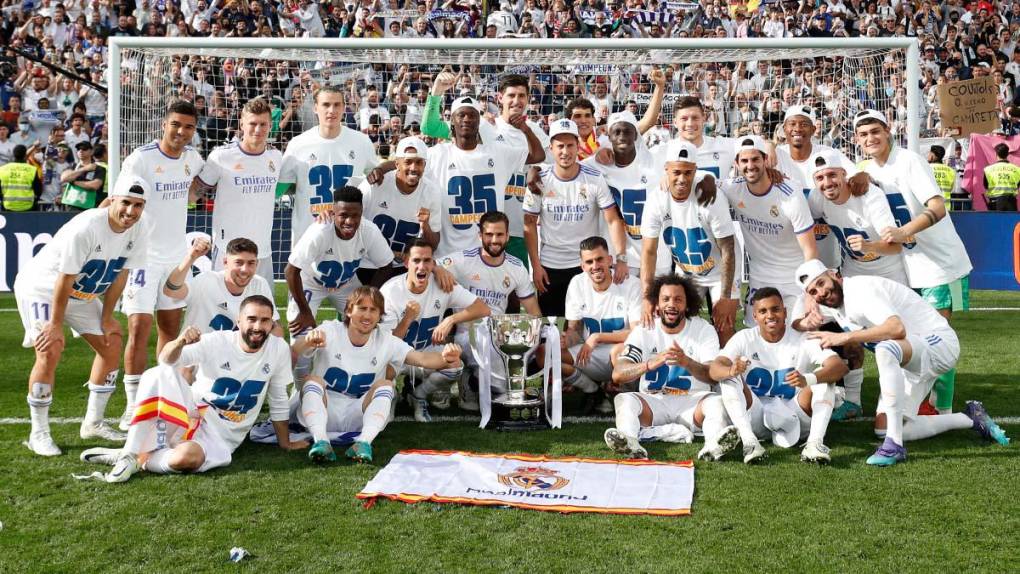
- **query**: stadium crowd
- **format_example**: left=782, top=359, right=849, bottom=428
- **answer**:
left=2, top=0, right=1020, bottom=210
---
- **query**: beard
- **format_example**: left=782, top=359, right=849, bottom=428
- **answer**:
left=482, top=240, right=505, bottom=258
left=241, top=328, right=267, bottom=350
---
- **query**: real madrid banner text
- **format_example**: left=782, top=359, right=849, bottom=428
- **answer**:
left=357, top=450, right=695, bottom=516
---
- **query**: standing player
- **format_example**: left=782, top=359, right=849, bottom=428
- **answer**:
left=292, top=286, right=466, bottom=463
left=797, top=261, right=1009, bottom=466
left=641, top=139, right=739, bottom=343
left=380, top=240, right=490, bottom=422
left=671, top=96, right=739, bottom=180
left=15, top=177, right=149, bottom=455
left=708, top=288, right=848, bottom=464
left=118, top=101, right=205, bottom=432
left=854, top=110, right=973, bottom=414
left=191, top=97, right=282, bottom=287
left=278, top=85, right=379, bottom=250
left=523, top=119, right=628, bottom=317
left=162, top=236, right=282, bottom=335
left=604, top=275, right=726, bottom=460
left=82, top=295, right=302, bottom=482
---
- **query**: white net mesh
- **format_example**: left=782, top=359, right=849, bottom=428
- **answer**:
left=113, top=42, right=912, bottom=279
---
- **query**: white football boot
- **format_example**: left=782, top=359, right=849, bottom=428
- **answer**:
left=105, top=454, right=140, bottom=483
left=800, top=441, right=831, bottom=464
left=81, top=447, right=123, bottom=466
left=80, top=422, right=127, bottom=442
left=24, top=431, right=62, bottom=457
left=697, top=426, right=741, bottom=461
left=603, top=428, right=649, bottom=459
left=742, top=439, right=768, bottom=464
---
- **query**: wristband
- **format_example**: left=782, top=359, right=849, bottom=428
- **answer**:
left=803, top=372, right=818, bottom=386
left=165, top=279, right=183, bottom=291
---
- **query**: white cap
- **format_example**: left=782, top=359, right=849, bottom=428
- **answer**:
left=450, top=96, right=481, bottom=115
left=111, top=175, right=150, bottom=200
left=394, top=136, right=428, bottom=159
left=853, top=109, right=888, bottom=130
left=607, top=110, right=640, bottom=133
left=809, top=149, right=847, bottom=177
left=548, top=118, right=579, bottom=140
left=663, top=139, right=698, bottom=164
left=794, top=258, right=832, bottom=292
left=783, top=104, right=816, bottom=123
left=734, top=135, right=768, bottom=156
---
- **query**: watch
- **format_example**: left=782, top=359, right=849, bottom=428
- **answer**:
left=616, top=253, right=628, bottom=264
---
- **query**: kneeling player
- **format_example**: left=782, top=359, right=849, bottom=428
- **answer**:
left=604, top=275, right=729, bottom=459
left=80, top=295, right=302, bottom=482
left=292, top=286, right=464, bottom=463
left=708, top=288, right=848, bottom=464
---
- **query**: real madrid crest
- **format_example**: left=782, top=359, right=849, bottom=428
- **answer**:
left=184, top=163, right=191, bottom=176
left=769, top=205, right=780, bottom=218
left=349, top=150, right=356, bottom=160
left=268, top=160, right=276, bottom=172
left=488, top=158, right=495, bottom=168
left=503, top=275, right=511, bottom=288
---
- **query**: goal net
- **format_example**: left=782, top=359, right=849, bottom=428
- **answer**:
left=108, top=38, right=921, bottom=280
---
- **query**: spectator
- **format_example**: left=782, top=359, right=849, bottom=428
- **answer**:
left=59, top=140, right=107, bottom=210
left=0, top=144, right=43, bottom=211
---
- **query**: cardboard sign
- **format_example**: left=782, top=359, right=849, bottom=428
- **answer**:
left=938, top=77, right=1000, bottom=138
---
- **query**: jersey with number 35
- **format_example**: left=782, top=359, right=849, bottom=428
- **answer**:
left=720, top=327, right=835, bottom=400
left=620, top=317, right=719, bottom=396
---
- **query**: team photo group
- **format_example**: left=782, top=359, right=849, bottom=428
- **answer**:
left=15, top=66, right=1012, bottom=485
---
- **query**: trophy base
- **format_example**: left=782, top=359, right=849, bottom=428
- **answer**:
left=486, top=397, right=549, bottom=432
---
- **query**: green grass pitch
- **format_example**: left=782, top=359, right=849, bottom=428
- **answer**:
left=0, top=289, right=1016, bottom=572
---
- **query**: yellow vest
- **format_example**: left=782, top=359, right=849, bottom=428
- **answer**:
left=0, top=162, right=37, bottom=211
left=97, top=161, right=108, bottom=195
left=984, top=161, right=1020, bottom=198
left=931, top=163, right=956, bottom=210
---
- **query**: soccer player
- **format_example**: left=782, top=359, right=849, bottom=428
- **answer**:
left=523, top=119, right=628, bottom=317
left=708, top=288, right=848, bottom=464
left=641, top=139, right=739, bottom=344
left=15, top=176, right=149, bottom=455
left=162, top=236, right=282, bottom=335
left=191, top=97, right=283, bottom=287
left=604, top=275, right=727, bottom=460
left=278, top=85, right=379, bottom=249
left=81, top=295, right=301, bottom=482
left=854, top=109, right=973, bottom=414
left=797, top=261, right=1010, bottom=466
left=380, top=240, right=490, bottom=422
left=119, top=100, right=205, bottom=432
left=292, top=286, right=465, bottom=463
left=440, top=211, right=541, bottom=409
left=671, top=95, right=739, bottom=179
left=567, top=69, right=666, bottom=160
left=358, top=136, right=441, bottom=284
left=719, top=136, right=818, bottom=324
left=562, top=236, right=643, bottom=410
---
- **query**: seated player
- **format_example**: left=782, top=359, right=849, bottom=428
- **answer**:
left=80, top=295, right=302, bottom=482
left=797, top=260, right=1010, bottom=466
left=16, top=176, right=150, bottom=456
left=163, top=236, right=283, bottom=335
left=380, top=239, right=490, bottom=422
left=604, top=275, right=730, bottom=460
left=292, top=286, right=464, bottom=463
left=561, top=236, right=643, bottom=413
left=708, top=287, right=848, bottom=464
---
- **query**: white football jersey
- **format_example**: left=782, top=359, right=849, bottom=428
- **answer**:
left=279, top=126, right=379, bottom=247
left=807, top=184, right=907, bottom=282
left=287, top=220, right=394, bottom=291
left=197, top=142, right=283, bottom=257
left=642, top=174, right=734, bottom=289
left=620, top=317, right=720, bottom=395
left=564, top=274, right=643, bottom=339
left=859, top=147, right=972, bottom=288
left=425, top=138, right=529, bottom=257
left=480, top=118, right=550, bottom=237
left=824, top=275, right=952, bottom=338
left=689, top=135, right=737, bottom=179
left=308, top=320, right=413, bottom=399
left=120, top=140, right=204, bottom=265
left=379, top=275, right=479, bottom=350
left=17, top=207, right=149, bottom=300
left=720, top=326, right=836, bottom=400
left=179, top=331, right=292, bottom=450
left=720, top=178, right=814, bottom=287
left=522, top=165, right=615, bottom=269
left=358, top=171, right=442, bottom=267
left=183, top=270, right=278, bottom=333
left=438, top=248, right=535, bottom=316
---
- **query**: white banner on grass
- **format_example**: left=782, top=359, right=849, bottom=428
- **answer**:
left=357, top=450, right=695, bottom=516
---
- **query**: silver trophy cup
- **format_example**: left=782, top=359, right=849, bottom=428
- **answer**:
left=487, top=314, right=547, bottom=429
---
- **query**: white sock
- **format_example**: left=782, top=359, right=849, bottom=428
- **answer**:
left=359, top=386, right=395, bottom=444
left=843, top=368, right=863, bottom=405
left=566, top=371, right=598, bottom=393
left=27, top=382, right=53, bottom=435
left=902, top=413, right=972, bottom=441
left=875, top=341, right=906, bottom=445
left=123, top=418, right=155, bottom=455
left=613, top=393, right=642, bottom=439
left=84, top=382, right=116, bottom=426
left=699, top=395, right=728, bottom=448
left=293, top=352, right=313, bottom=386
left=807, top=383, right=835, bottom=444
left=123, top=373, right=141, bottom=413
left=301, top=385, right=329, bottom=443
left=142, top=448, right=178, bottom=474
left=720, top=378, right=759, bottom=446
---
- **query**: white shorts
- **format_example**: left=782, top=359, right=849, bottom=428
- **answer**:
left=15, top=288, right=103, bottom=347
left=121, top=261, right=189, bottom=315
left=568, top=343, right=615, bottom=383
left=293, top=388, right=365, bottom=433
left=744, top=280, right=802, bottom=327
left=212, top=245, right=276, bottom=288
left=877, top=330, right=960, bottom=421
left=286, top=279, right=362, bottom=336
left=636, top=390, right=711, bottom=431
left=188, top=407, right=235, bottom=473
left=756, top=394, right=812, bottom=447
